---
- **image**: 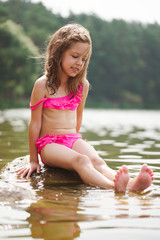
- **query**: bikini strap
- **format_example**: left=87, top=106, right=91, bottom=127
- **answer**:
left=30, top=83, right=83, bottom=110
left=30, top=98, right=47, bottom=110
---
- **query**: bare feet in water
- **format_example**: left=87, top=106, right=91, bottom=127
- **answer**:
left=127, top=164, right=154, bottom=192
left=114, top=165, right=130, bottom=193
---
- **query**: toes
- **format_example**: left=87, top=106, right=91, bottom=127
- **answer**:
left=114, top=169, right=121, bottom=182
left=144, top=166, right=154, bottom=179
left=114, top=172, right=119, bottom=182
left=114, top=166, right=129, bottom=183
left=122, top=165, right=129, bottom=174
left=141, top=164, right=148, bottom=173
left=149, top=169, right=154, bottom=180
left=148, top=169, right=153, bottom=176
left=141, top=164, right=153, bottom=173
left=140, top=164, right=154, bottom=182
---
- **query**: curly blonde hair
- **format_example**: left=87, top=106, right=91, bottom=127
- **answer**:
left=44, top=23, right=92, bottom=95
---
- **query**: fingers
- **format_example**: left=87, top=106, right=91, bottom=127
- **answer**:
left=37, top=165, right=41, bottom=174
left=16, top=167, right=26, bottom=174
left=26, top=166, right=41, bottom=179
left=21, top=168, right=30, bottom=178
left=26, top=169, right=33, bottom=179
left=16, top=167, right=28, bottom=176
left=16, top=166, right=31, bottom=178
left=16, top=164, right=41, bottom=179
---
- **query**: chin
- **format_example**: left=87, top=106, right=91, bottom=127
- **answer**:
left=69, top=73, right=78, bottom=77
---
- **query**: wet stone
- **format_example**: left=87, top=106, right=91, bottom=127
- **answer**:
left=1, top=155, right=82, bottom=185
left=0, top=180, right=35, bottom=204
left=0, top=155, right=82, bottom=206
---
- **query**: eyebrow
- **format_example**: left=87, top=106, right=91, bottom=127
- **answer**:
left=71, top=50, right=89, bottom=56
left=71, top=50, right=80, bottom=54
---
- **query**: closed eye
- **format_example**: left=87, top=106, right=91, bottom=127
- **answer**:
left=72, top=55, right=78, bottom=58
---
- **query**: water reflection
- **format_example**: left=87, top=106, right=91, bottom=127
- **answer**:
left=0, top=109, right=160, bottom=239
left=27, top=186, right=82, bottom=240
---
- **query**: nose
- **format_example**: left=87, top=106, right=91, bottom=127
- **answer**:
left=76, top=57, right=83, bottom=66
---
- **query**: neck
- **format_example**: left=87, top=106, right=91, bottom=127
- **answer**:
left=59, top=71, right=69, bottom=87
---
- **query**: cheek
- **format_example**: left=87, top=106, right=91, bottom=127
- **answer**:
left=63, top=56, right=73, bottom=66
left=61, top=57, right=68, bottom=69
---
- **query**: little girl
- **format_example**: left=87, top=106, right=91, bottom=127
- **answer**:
left=17, top=23, right=154, bottom=192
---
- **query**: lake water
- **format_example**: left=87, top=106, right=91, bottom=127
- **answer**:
left=0, top=109, right=160, bottom=240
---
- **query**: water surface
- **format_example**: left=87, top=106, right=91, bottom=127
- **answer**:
left=0, top=109, right=160, bottom=240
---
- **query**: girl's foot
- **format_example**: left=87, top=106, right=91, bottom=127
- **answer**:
left=114, top=165, right=130, bottom=193
left=127, top=164, right=154, bottom=192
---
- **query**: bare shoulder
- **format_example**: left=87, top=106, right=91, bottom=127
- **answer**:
left=34, top=75, right=47, bottom=90
left=83, top=79, right=90, bottom=89
left=80, top=79, right=89, bottom=102
left=31, top=75, right=47, bottom=103
left=82, top=79, right=90, bottom=95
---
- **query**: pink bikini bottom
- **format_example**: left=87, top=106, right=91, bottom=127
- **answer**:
left=36, top=133, right=82, bottom=164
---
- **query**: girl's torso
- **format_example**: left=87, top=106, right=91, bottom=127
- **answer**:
left=40, top=108, right=77, bottom=136
left=30, top=79, right=83, bottom=136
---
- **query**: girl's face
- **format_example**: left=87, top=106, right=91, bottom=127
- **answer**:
left=60, top=42, right=90, bottom=79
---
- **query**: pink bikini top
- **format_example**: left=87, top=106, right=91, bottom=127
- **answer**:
left=30, top=84, right=83, bottom=111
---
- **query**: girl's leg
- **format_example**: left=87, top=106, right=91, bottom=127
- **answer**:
left=40, top=143, right=114, bottom=189
left=127, top=164, right=154, bottom=192
left=72, top=139, right=116, bottom=181
left=72, top=139, right=153, bottom=192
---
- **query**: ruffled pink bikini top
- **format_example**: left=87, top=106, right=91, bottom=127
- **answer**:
left=30, top=84, right=83, bottom=111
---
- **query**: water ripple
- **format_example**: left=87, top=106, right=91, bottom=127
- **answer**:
left=1, top=109, right=160, bottom=240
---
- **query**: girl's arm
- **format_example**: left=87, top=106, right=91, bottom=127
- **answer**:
left=76, top=79, right=89, bottom=133
left=16, top=78, right=46, bottom=178
left=29, top=79, right=44, bottom=163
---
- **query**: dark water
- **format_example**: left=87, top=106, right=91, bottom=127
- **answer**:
left=0, top=109, right=160, bottom=240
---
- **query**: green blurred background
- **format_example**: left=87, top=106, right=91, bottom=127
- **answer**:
left=0, top=0, right=160, bottom=109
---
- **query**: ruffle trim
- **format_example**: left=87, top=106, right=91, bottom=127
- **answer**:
left=43, top=92, right=81, bottom=110
left=36, top=133, right=81, bottom=152
left=30, top=83, right=83, bottom=111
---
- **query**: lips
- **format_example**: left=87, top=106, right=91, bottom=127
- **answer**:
left=71, top=67, right=79, bottom=73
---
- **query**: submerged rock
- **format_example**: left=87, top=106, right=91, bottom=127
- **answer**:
left=0, top=155, right=82, bottom=207
left=0, top=180, right=36, bottom=205
left=1, top=155, right=82, bottom=185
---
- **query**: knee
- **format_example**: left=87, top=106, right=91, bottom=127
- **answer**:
left=73, top=154, right=91, bottom=170
left=91, top=156, right=105, bottom=168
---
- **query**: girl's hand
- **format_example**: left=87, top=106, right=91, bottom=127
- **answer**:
left=16, top=161, right=41, bottom=179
